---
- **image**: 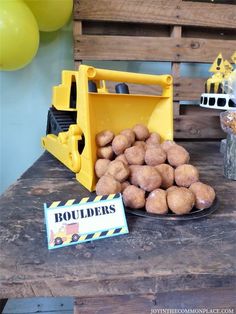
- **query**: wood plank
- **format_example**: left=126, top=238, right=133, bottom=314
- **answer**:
left=74, top=35, right=235, bottom=62
left=73, top=21, right=82, bottom=68
left=74, top=288, right=236, bottom=313
left=174, top=115, right=225, bottom=139
left=174, top=77, right=205, bottom=101
left=2, top=273, right=236, bottom=300
left=74, top=0, right=236, bottom=29
left=171, top=26, right=182, bottom=117
left=171, top=26, right=182, bottom=77
left=74, top=295, right=154, bottom=314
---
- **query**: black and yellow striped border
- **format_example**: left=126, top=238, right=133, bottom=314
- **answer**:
left=73, top=227, right=128, bottom=243
left=46, top=193, right=121, bottom=209
left=51, top=226, right=128, bottom=248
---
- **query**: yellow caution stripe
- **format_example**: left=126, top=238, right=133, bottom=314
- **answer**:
left=46, top=193, right=121, bottom=208
left=49, top=201, right=61, bottom=209
left=77, top=227, right=128, bottom=242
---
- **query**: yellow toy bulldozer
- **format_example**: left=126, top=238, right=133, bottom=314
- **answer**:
left=42, top=65, right=173, bottom=192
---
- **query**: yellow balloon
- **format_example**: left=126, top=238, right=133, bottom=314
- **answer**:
left=0, top=0, right=39, bottom=71
left=25, top=0, right=73, bottom=32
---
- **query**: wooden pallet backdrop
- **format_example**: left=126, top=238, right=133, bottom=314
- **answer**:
left=73, top=0, right=236, bottom=139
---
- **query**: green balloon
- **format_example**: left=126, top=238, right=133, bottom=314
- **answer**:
left=0, top=0, right=39, bottom=71
left=25, top=0, right=73, bottom=32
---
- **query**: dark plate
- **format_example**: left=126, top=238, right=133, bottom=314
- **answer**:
left=125, top=197, right=219, bottom=221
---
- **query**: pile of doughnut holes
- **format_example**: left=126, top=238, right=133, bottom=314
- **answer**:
left=95, top=124, right=215, bottom=215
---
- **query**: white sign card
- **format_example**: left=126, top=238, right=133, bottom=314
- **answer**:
left=44, top=193, right=129, bottom=249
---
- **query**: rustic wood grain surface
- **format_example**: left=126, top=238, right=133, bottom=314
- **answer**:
left=0, top=142, right=235, bottom=299
left=74, top=288, right=236, bottom=313
left=74, top=0, right=236, bottom=29
left=74, top=35, right=235, bottom=63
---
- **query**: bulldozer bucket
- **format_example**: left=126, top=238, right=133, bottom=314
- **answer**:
left=42, top=65, right=173, bottom=192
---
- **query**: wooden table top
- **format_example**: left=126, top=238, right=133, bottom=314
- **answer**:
left=0, top=142, right=236, bottom=299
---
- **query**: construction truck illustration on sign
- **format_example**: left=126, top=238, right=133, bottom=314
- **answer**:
left=200, top=52, right=236, bottom=110
left=50, top=223, right=79, bottom=246
left=42, top=65, right=173, bottom=191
